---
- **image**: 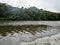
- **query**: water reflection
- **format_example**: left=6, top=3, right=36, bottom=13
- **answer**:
left=0, top=25, right=60, bottom=45
left=0, top=25, right=48, bottom=36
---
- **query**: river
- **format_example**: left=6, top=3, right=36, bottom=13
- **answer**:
left=0, top=21, right=60, bottom=45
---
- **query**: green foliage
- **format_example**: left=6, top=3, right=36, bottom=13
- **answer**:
left=0, top=3, right=60, bottom=21
left=0, top=3, right=8, bottom=18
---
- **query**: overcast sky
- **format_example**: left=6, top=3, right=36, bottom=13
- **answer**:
left=0, top=0, right=60, bottom=12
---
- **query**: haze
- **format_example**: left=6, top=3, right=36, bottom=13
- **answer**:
left=0, top=0, right=60, bottom=12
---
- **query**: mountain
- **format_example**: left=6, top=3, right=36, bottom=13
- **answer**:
left=0, top=3, right=60, bottom=21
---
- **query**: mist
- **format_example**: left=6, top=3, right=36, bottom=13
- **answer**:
left=0, top=0, right=60, bottom=12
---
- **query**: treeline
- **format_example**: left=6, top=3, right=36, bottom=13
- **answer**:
left=0, top=3, right=60, bottom=21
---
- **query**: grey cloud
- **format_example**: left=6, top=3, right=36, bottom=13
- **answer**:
left=0, top=0, right=60, bottom=12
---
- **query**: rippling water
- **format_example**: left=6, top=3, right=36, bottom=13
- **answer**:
left=0, top=21, right=60, bottom=45
left=0, top=21, right=60, bottom=26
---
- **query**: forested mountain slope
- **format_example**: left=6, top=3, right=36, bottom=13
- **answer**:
left=0, top=3, right=60, bottom=21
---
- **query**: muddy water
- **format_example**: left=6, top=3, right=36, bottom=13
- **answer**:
left=0, top=21, right=60, bottom=45
left=0, top=21, right=60, bottom=26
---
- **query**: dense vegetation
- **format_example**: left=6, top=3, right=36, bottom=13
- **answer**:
left=0, top=3, right=60, bottom=21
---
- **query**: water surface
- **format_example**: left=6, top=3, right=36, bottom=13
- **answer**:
left=0, top=21, right=60, bottom=45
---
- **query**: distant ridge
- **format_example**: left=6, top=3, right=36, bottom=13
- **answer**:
left=0, top=3, right=60, bottom=21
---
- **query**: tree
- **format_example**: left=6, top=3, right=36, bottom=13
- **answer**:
left=0, top=3, right=7, bottom=18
